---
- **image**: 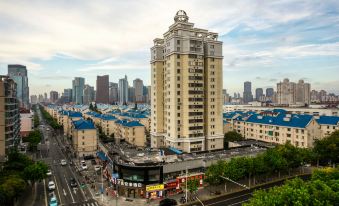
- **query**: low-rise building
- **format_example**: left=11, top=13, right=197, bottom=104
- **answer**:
left=71, top=119, right=97, bottom=157
left=115, top=120, right=145, bottom=147
left=20, top=110, right=33, bottom=138
left=316, top=116, right=339, bottom=138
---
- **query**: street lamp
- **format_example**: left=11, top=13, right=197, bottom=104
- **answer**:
left=185, top=166, right=189, bottom=203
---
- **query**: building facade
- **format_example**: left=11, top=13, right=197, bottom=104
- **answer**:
left=72, top=77, right=85, bottom=104
left=0, top=76, right=20, bottom=162
left=71, top=119, right=98, bottom=157
left=255, top=88, right=263, bottom=101
left=8, top=64, right=29, bottom=109
left=296, top=79, right=311, bottom=106
left=63, top=88, right=72, bottom=103
left=150, top=10, right=224, bottom=153
left=119, top=75, right=129, bottom=105
left=96, top=75, right=109, bottom=104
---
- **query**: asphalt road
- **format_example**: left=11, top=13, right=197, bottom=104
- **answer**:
left=187, top=174, right=311, bottom=206
left=34, top=107, right=99, bottom=206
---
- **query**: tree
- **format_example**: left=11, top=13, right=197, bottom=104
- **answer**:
left=0, top=175, right=26, bottom=206
left=23, top=161, right=48, bottom=186
left=224, top=131, right=244, bottom=149
left=4, top=150, right=33, bottom=172
left=313, top=131, right=339, bottom=167
left=187, top=179, right=199, bottom=195
left=24, top=130, right=42, bottom=151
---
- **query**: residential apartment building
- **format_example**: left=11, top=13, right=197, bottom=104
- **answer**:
left=0, top=76, right=20, bottom=162
left=115, top=120, right=145, bottom=147
left=150, top=10, right=224, bottom=153
left=255, top=88, right=263, bottom=101
left=72, top=77, right=85, bottom=104
left=296, top=79, right=311, bottom=106
left=63, top=88, right=72, bottom=103
left=277, top=78, right=311, bottom=106
left=71, top=119, right=97, bottom=157
left=223, top=109, right=338, bottom=148
left=133, top=78, right=144, bottom=103
left=96, top=75, right=109, bottom=104
left=8, top=64, right=29, bottom=109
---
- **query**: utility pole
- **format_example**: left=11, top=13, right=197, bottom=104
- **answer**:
left=219, top=175, right=250, bottom=191
left=185, top=166, right=188, bottom=203
left=101, top=166, right=104, bottom=203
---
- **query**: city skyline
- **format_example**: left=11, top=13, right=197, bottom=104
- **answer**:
left=0, top=1, right=339, bottom=95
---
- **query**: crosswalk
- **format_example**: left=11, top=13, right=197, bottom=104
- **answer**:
left=67, top=199, right=99, bottom=206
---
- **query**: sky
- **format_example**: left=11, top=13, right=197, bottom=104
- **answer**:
left=0, top=0, right=339, bottom=96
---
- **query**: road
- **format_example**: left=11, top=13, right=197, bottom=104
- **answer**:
left=34, top=106, right=99, bottom=206
left=187, top=174, right=311, bottom=206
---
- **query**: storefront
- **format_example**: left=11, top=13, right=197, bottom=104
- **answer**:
left=113, top=179, right=145, bottom=198
left=164, top=180, right=179, bottom=196
left=145, top=184, right=164, bottom=199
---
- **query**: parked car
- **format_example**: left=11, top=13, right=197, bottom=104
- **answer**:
left=94, top=165, right=101, bottom=172
left=48, top=181, right=55, bottom=191
left=60, top=159, right=67, bottom=166
left=49, top=196, right=58, bottom=206
left=81, top=162, right=88, bottom=170
left=46, top=169, right=52, bottom=176
left=70, top=178, right=77, bottom=187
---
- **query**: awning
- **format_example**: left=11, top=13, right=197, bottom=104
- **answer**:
left=97, top=151, right=108, bottom=161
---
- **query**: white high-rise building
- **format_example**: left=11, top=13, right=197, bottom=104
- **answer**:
left=133, top=78, right=144, bottom=103
left=118, top=75, right=128, bottom=105
left=150, top=10, right=224, bottom=153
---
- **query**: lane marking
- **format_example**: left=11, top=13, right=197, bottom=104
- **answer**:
left=206, top=192, right=252, bottom=206
left=64, top=174, right=75, bottom=203
left=53, top=175, right=63, bottom=205
left=63, top=189, right=67, bottom=196
left=43, top=179, right=48, bottom=206
left=228, top=200, right=249, bottom=206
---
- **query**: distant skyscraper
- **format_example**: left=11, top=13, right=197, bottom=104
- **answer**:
left=63, top=88, right=72, bottom=103
left=7, top=64, right=29, bottom=109
left=83, top=84, right=95, bottom=105
left=223, top=89, right=230, bottom=104
left=133, top=78, right=144, bottom=102
left=96, top=75, right=109, bottom=104
left=38, top=94, right=44, bottom=103
left=277, top=78, right=296, bottom=105
left=49, top=91, right=59, bottom=103
left=243, top=81, right=253, bottom=103
left=109, top=82, right=118, bottom=104
left=118, top=75, right=128, bottom=105
left=266, top=88, right=274, bottom=97
left=44, top=93, right=48, bottom=102
left=146, top=85, right=151, bottom=104
left=128, top=87, right=135, bottom=103
left=255, top=88, right=263, bottom=101
left=296, top=80, right=311, bottom=106
left=72, top=77, right=85, bottom=104
left=151, top=10, right=224, bottom=152
left=30, top=95, right=38, bottom=104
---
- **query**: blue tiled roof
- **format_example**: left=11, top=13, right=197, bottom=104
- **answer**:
left=73, top=119, right=95, bottom=130
left=123, top=121, right=144, bottom=127
left=100, top=115, right=117, bottom=121
left=68, top=111, right=82, bottom=118
left=316, top=116, right=339, bottom=125
left=246, top=113, right=313, bottom=128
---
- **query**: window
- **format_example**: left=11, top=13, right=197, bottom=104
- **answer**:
left=177, top=62, right=180, bottom=66
left=177, top=54, right=180, bottom=59
left=177, top=40, right=180, bottom=44
left=287, top=134, right=291, bottom=137
left=177, top=69, right=180, bottom=73
left=177, top=113, right=180, bottom=117
left=210, top=65, right=215, bottom=68
left=177, top=76, right=180, bottom=81
left=177, top=91, right=180, bottom=95
left=210, top=45, right=214, bottom=49
left=177, top=84, right=180, bottom=88
left=82, top=142, right=85, bottom=145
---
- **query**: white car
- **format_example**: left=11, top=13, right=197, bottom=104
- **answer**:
left=46, top=169, right=52, bottom=176
left=81, top=163, right=88, bottom=170
left=60, top=159, right=67, bottom=166
left=48, top=181, right=56, bottom=190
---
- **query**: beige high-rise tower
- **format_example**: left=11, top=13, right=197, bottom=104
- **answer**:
left=150, top=10, right=224, bottom=153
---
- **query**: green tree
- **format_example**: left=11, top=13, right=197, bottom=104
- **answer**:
left=313, top=131, right=339, bottom=167
left=4, top=150, right=33, bottom=172
left=187, top=179, right=199, bottom=195
left=0, top=175, right=26, bottom=206
left=23, top=161, right=48, bottom=186
left=24, top=130, right=42, bottom=151
left=224, top=131, right=244, bottom=149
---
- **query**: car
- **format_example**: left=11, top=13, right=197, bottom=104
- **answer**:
left=94, top=165, right=101, bottom=172
left=80, top=160, right=86, bottom=164
left=159, top=198, right=178, bottom=206
left=70, top=178, right=77, bottom=187
left=48, top=181, right=55, bottom=191
left=81, top=163, right=88, bottom=170
left=46, top=169, right=52, bottom=176
left=49, top=196, right=58, bottom=206
left=60, top=159, right=67, bottom=166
